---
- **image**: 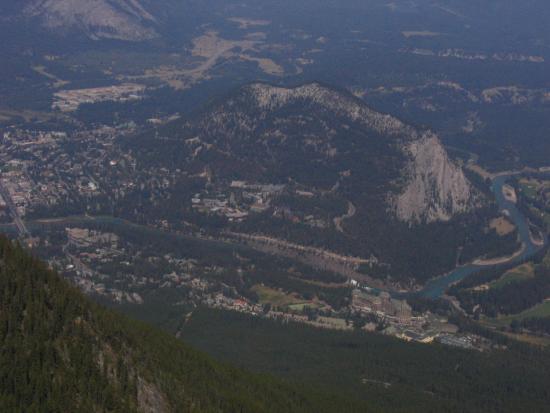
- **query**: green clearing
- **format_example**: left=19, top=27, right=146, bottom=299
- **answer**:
left=251, top=285, right=323, bottom=312
left=290, top=276, right=347, bottom=289
left=251, top=284, right=304, bottom=307
left=501, top=331, right=550, bottom=347
left=488, top=263, right=535, bottom=290
left=316, top=316, right=348, bottom=329
left=516, top=300, right=550, bottom=319
left=287, top=302, right=321, bottom=312
left=484, top=300, right=550, bottom=327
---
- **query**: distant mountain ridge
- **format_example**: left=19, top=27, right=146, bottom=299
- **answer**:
left=12, top=0, right=174, bottom=41
left=24, top=0, right=158, bottom=40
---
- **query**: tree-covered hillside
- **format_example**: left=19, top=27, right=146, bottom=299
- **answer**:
left=181, top=308, right=550, bottom=413
left=0, top=236, right=367, bottom=413
left=117, top=82, right=515, bottom=284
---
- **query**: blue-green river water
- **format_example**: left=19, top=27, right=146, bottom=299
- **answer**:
left=419, top=174, right=547, bottom=298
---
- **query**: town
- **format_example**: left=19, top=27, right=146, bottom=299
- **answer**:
left=0, top=125, right=495, bottom=352
left=32, top=223, right=490, bottom=351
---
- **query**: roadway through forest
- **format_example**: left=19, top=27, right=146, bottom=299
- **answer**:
left=333, top=201, right=356, bottom=233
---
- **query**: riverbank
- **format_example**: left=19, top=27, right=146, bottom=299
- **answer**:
left=419, top=171, right=547, bottom=298
left=472, top=243, right=526, bottom=266
left=9, top=167, right=549, bottom=300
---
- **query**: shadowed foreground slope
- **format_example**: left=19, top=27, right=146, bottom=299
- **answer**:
left=0, top=236, right=367, bottom=413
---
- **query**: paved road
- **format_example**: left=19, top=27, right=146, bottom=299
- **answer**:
left=0, top=181, right=29, bottom=237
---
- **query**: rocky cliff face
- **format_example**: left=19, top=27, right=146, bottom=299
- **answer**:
left=393, top=132, right=474, bottom=223
left=24, top=0, right=159, bottom=40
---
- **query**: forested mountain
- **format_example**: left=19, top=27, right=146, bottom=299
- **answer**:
left=0, top=236, right=363, bottom=412
left=123, top=82, right=510, bottom=283
left=150, top=82, right=476, bottom=225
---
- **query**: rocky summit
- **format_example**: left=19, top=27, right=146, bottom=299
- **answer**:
left=24, top=0, right=160, bottom=40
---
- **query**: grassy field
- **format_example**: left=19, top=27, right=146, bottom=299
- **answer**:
left=316, top=316, right=348, bottom=329
left=287, top=302, right=322, bottom=311
left=483, top=300, right=550, bottom=328
left=251, top=284, right=327, bottom=312
left=500, top=331, right=550, bottom=347
left=488, top=263, right=535, bottom=289
left=290, top=276, right=347, bottom=289
left=251, top=284, right=305, bottom=307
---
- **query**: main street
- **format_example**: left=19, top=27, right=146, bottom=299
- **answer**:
left=0, top=180, right=29, bottom=237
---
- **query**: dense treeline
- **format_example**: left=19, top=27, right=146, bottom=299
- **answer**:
left=182, top=307, right=550, bottom=413
left=452, top=263, right=550, bottom=317
left=463, top=169, right=494, bottom=197
left=459, top=228, right=520, bottom=264
left=0, top=236, right=369, bottom=413
left=235, top=202, right=515, bottom=284
left=0, top=240, right=135, bottom=412
left=450, top=265, right=514, bottom=291
left=516, top=317, right=550, bottom=335
left=510, top=173, right=550, bottom=233
left=450, top=244, right=549, bottom=291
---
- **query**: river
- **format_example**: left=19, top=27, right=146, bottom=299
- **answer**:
left=418, top=174, right=548, bottom=298
left=3, top=173, right=546, bottom=300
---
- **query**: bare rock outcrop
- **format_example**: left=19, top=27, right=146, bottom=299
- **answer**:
left=25, top=0, right=159, bottom=41
left=393, top=132, right=474, bottom=223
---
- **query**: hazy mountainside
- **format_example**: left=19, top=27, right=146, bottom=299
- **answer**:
left=173, top=83, right=476, bottom=224
left=2, top=0, right=550, bottom=170
left=0, top=236, right=361, bottom=413
left=2, top=0, right=192, bottom=42
left=24, top=0, right=159, bottom=41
